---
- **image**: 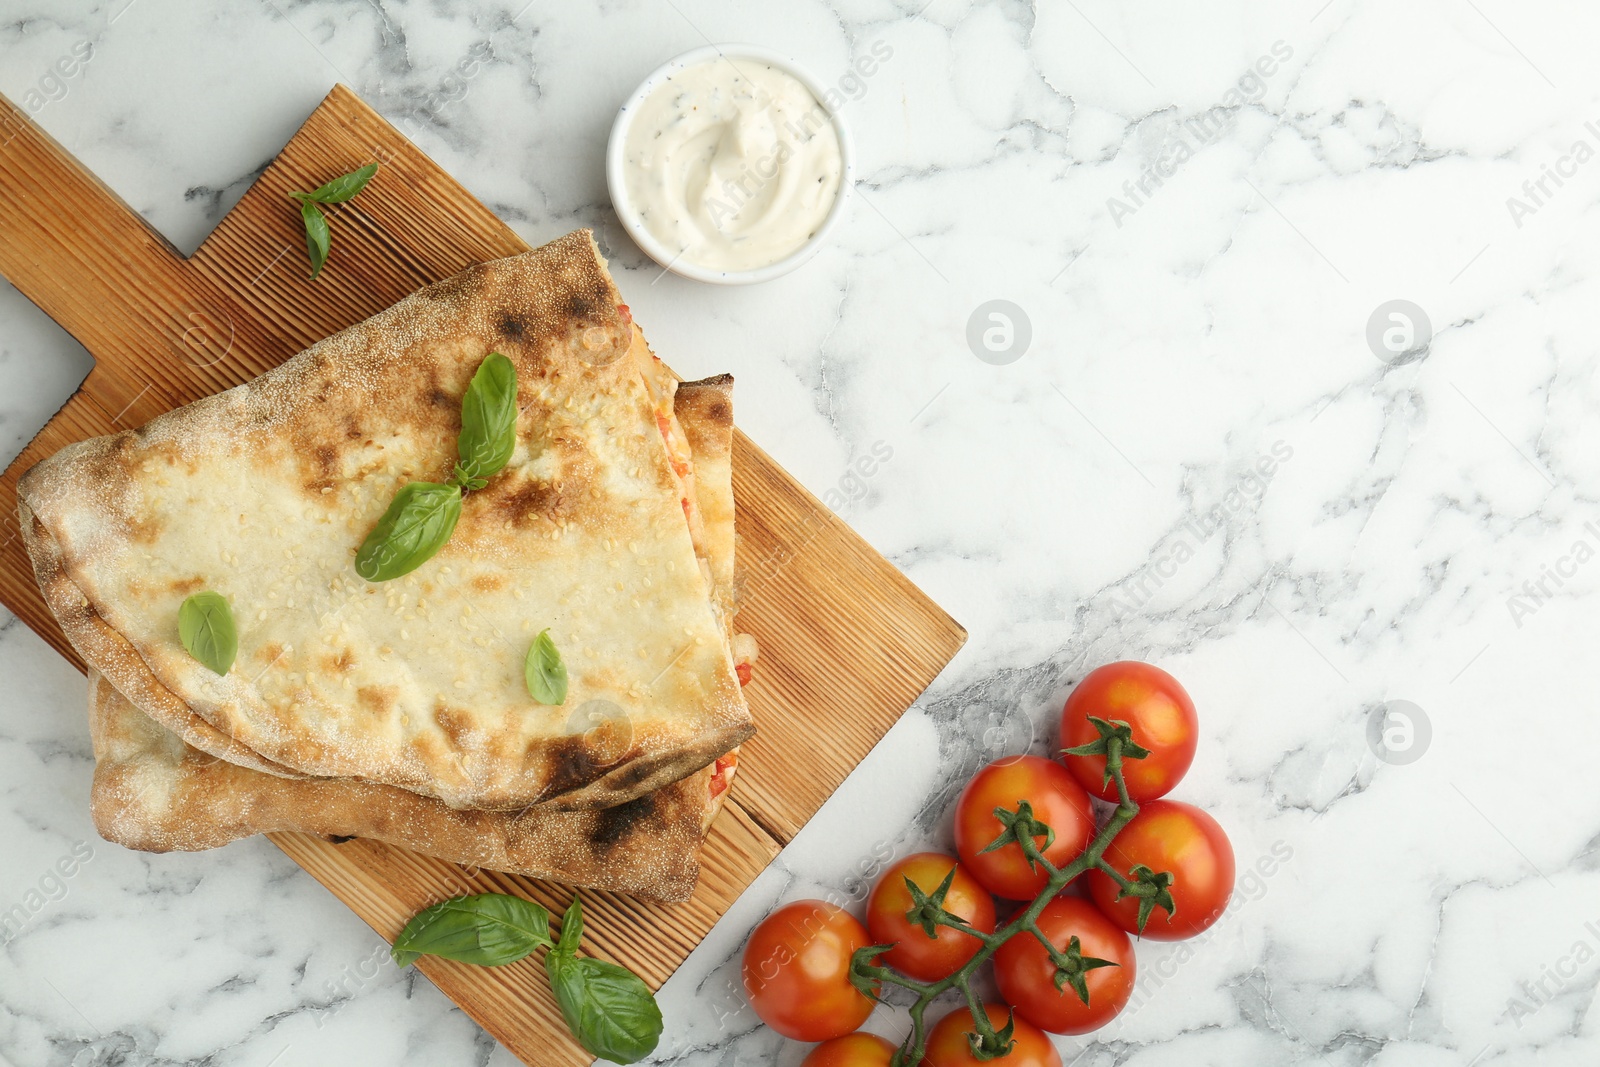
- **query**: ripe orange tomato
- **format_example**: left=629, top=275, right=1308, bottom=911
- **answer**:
left=994, top=897, right=1135, bottom=1034
left=741, top=900, right=877, bottom=1041
left=866, top=853, right=997, bottom=981
left=920, top=1003, right=1061, bottom=1067
left=954, top=756, right=1096, bottom=899
left=1087, top=800, right=1235, bottom=941
left=803, top=1032, right=898, bottom=1067
left=1060, top=661, right=1198, bottom=802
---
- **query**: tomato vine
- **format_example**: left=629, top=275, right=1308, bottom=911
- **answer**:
left=848, top=717, right=1173, bottom=1066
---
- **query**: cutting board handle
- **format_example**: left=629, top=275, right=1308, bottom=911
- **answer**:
left=0, top=91, right=250, bottom=423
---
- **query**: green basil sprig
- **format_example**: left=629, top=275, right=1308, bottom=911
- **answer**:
left=354, top=481, right=462, bottom=582
left=178, top=591, right=238, bottom=675
left=454, top=351, right=519, bottom=489
left=293, top=163, right=379, bottom=205
left=525, top=628, right=568, bottom=705
left=391, top=893, right=552, bottom=968
left=299, top=201, right=331, bottom=280
left=391, top=893, right=661, bottom=1064
left=288, top=162, right=378, bottom=280
left=546, top=897, right=663, bottom=1064
left=354, top=352, right=518, bottom=583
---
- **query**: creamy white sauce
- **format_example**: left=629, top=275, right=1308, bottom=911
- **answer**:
left=623, top=59, right=843, bottom=272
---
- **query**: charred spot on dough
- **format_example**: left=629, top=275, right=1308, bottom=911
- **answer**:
left=141, top=440, right=203, bottom=476
left=357, top=684, right=398, bottom=717
left=540, top=734, right=611, bottom=797
left=167, top=576, right=205, bottom=596
left=293, top=443, right=343, bottom=496
left=590, top=794, right=657, bottom=850
left=470, top=574, right=507, bottom=595
left=675, top=378, right=734, bottom=444
left=126, top=514, right=165, bottom=545
left=498, top=311, right=530, bottom=341
left=255, top=641, right=286, bottom=666
left=562, top=289, right=604, bottom=324
left=320, top=647, right=357, bottom=675
left=494, top=478, right=561, bottom=527
left=406, top=730, right=446, bottom=779
left=434, top=704, right=475, bottom=748
left=315, top=444, right=339, bottom=476
left=612, top=755, right=666, bottom=789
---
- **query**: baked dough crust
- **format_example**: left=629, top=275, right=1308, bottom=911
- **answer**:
left=22, top=232, right=753, bottom=811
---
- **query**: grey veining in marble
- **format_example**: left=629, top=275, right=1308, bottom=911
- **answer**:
left=3, top=1, right=1600, bottom=1065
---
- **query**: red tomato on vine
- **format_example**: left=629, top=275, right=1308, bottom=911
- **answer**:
left=741, top=900, right=876, bottom=1040
left=803, top=1032, right=897, bottom=1067
left=953, top=755, right=1095, bottom=900
left=920, top=1003, right=1061, bottom=1067
left=994, top=896, right=1135, bottom=1034
left=1060, top=661, right=1198, bottom=802
left=866, top=853, right=997, bottom=981
left=1087, top=800, right=1235, bottom=940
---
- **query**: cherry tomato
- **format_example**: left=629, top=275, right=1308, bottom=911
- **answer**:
left=803, top=1032, right=898, bottom=1067
left=1060, top=661, right=1198, bottom=802
left=994, top=897, right=1135, bottom=1035
left=954, top=756, right=1096, bottom=900
left=866, top=853, right=997, bottom=981
left=1087, top=800, right=1235, bottom=941
left=920, top=1003, right=1062, bottom=1067
left=742, top=900, right=876, bottom=1041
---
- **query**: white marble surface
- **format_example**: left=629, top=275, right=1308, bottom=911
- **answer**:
left=3, top=1, right=1600, bottom=1064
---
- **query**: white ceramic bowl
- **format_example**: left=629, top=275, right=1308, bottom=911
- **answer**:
left=606, top=44, right=855, bottom=285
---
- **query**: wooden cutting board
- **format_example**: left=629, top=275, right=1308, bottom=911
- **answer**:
left=0, top=86, right=965, bottom=1064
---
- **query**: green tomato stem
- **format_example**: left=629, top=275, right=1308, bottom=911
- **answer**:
left=1025, top=921, right=1060, bottom=956
left=882, top=765, right=1146, bottom=1067
left=1094, top=859, right=1135, bottom=891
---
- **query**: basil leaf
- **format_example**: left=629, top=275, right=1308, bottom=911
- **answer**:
left=545, top=898, right=661, bottom=1064
left=178, top=591, right=237, bottom=675
left=293, top=162, right=379, bottom=204
left=290, top=164, right=376, bottom=279
left=525, top=628, right=568, bottom=705
left=355, top=481, right=462, bottom=582
left=554, top=896, right=583, bottom=958
left=547, top=957, right=662, bottom=1062
left=391, top=893, right=553, bottom=968
left=300, top=201, right=330, bottom=280
left=454, top=352, right=518, bottom=487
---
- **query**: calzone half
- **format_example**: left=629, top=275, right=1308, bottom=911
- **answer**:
left=83, top=374, right=749, bottom=903
left=21, top=231, right=754, bottom=811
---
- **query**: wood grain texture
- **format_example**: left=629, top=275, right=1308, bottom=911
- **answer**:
left=271, top=800, right=781, bottom=1067
left=0, top=85, right=966, bottom=1064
